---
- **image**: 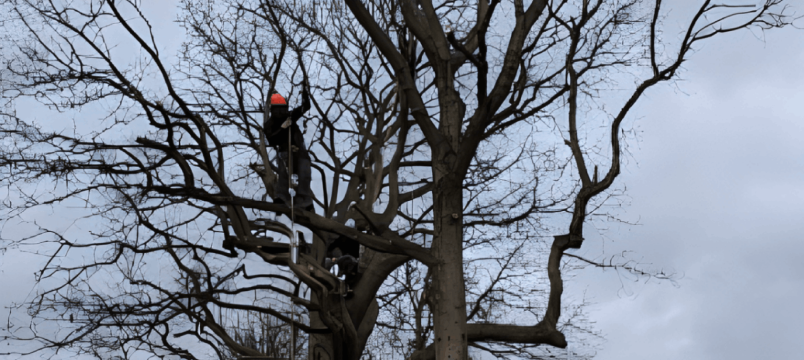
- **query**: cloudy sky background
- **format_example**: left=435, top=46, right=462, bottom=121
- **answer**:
left=2, top=1, right=803, bottom=359
left=569, top=13, right=804, bottom=359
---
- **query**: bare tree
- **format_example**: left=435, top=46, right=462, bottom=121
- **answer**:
left=0, top=0, right=792, bottom=359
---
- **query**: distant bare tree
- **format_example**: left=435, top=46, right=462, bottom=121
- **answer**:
left=0, top=0, right=792, bottom=359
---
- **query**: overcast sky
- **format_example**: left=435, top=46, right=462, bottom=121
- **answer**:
left=568, top=18, right=804, bottom=360
left=2, top=1, right=804, bottom=359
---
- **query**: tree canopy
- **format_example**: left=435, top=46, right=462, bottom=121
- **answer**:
left=0, top=0, right=792, bottom=359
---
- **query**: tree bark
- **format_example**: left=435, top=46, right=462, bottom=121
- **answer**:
left=309, top=234, right=334, bottom=360
left=431, top=87, right=468, bottom=360
left=431, top=174, right=468, bottom=360
left=308, top=308, right=334, bottom=360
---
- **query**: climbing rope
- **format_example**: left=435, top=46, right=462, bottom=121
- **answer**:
left=286, top=114, right=297, bottom=360
left=286, top=115, right=297, bottom=260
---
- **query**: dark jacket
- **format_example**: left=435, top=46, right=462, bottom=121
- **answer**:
left=263, top=90, right=310, bottom=152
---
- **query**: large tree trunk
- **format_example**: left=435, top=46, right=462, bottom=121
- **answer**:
left=430, top=174, right=468, bottom=360
left=431, top=87, right=468, bottom=359
left=308, top=308, right=334, bottom=360
left=308, top=234, right=335, bottom=360
left=307, top=238, right=395, bottom=360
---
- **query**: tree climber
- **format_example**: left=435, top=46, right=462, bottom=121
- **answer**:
left=325, top=234, right=361, bottom=278
left=324, top=221, right=362, bottom=292
left=263, top=87, right=314, bottom=211
left=326, top=253, right=359, bottom=280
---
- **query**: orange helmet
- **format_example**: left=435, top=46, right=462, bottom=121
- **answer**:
left=270, top=93, right=287, bottom=105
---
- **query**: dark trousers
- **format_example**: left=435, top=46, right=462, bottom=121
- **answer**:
left=275, top=149, right=313, bottom=210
